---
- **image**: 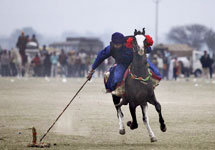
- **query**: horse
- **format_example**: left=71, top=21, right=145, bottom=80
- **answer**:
left=10, top=48, right=23, bottom=77
left=112, top=28, right=167, bottom=142
left=11, top=48, right=34, bottom=77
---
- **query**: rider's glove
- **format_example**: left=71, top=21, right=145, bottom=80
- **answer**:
left=87, top=69, right=95, bottom=81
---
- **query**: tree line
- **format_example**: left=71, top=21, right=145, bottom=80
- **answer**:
left=167, top=24, right=215, bottom=52
left=1, top=24, right=215, bottom=52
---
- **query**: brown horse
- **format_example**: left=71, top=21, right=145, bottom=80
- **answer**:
left=113, top=29, right=166, bottom=142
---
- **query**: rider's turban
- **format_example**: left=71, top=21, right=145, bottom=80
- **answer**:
left=111, top=32, right=125, bottom=44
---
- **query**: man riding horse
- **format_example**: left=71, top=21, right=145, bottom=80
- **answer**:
left=87, top=30, right=166, bottom=141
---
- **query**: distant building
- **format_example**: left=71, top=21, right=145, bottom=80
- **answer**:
left=152, top=44, right=194, bottom=58
left=49, top=37, right=104, bottom=54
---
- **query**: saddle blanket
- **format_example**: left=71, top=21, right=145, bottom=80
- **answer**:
left=104, top=65, right=161, bottom=97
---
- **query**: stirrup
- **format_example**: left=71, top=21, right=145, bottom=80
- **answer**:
left=151, top=78, right=160, bottom=88
left=104, top=71, right=110, bottom=83
left=112, top=84, right=125, bottom=97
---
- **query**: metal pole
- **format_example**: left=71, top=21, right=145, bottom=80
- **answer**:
left=40, top=79, right=89, bottom=142
left=154, top=0, right=160, bottom=45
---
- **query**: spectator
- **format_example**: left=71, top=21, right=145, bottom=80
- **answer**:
left=44, top=53, right=51, bottom=77
left=79, top=51, right=87, bottom=77
left=0, top=51, right=1, bottom=75
left=173, top=57, right=180, bottom=80
left=58, top=49, right=67, bottom=77
left=200, top=50, right=212, bottom=79
left=75, top=53, right=81, bottom=77
left=209, top=56, right=214, bottom=79
left=67, top=51, right=76, bottom=77
left=157, top=54, right=164, bottom=77
left=31, top=54, right=41, bottom=76
left=40, top=45, right=48, bottom=56
left=152, top=54, right=158, bottom=68
left=212, top=52, right=215, bottom=78
left=31, top=34, right=39, bottom=48
left=40, top=53, right=46, bottom=76
left=50, top=51, right=58, bottom=77
left=163, top=51, right=171, bottom=80
left=183, top=57, right=191, bottom=80
left=16, top=32, right=27, bottom=57
left=26, top=35, right=30, bottom=43
left=85, top=54, right=92, bottom=76
left=0, top=50, right=10, bottom=76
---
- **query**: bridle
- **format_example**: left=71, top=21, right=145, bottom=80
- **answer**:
left=129, top=28, right=152, bottom=84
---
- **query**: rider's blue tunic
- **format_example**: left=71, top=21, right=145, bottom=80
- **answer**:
left=91, top=45, right=160, bottom=91
left=92, top=45, right=133, bottom=91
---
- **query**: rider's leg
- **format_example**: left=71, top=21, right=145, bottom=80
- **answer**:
left=111, top=64, right=127, bottom=96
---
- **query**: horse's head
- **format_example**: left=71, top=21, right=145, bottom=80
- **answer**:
left=128, top=28, right=153, bottom=72
left=129, top=28, right=153, bottom=56
left=133, top=28, right=147, bottom=56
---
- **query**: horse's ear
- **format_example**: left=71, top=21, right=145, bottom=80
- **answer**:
left=134, top=29, right=137, bottom=36
left=142, top=28, right=145, bottom=35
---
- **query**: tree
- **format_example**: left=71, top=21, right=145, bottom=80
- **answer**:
left=205, top=29, right=215, bottom=53
left=167, top=24, right=209, bottom=50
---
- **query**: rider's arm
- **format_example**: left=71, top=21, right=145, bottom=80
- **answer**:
left=92, top=46, right=111, bottom=70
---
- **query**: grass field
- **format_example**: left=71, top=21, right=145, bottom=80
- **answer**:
left=0, top=77, right=215, bottom=150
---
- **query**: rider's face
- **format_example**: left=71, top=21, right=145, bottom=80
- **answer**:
left=113, top=43, right=123, bottom=49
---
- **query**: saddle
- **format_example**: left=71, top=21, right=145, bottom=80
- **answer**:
left=104, top=67, right=161, bottom=97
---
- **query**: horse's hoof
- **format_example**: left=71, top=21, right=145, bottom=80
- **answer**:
left=130, top=124, right=138, bottom=130
left=127, top=121, right=138, bottom=130
left=127, top=121, right=132, bottom=127
left=119, top=129, right=125, bottom=135
left=150, top=137, right=157, bottom=143
left=160, top=124, right=167, bottom=132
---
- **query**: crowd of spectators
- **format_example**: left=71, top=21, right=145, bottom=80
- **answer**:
left=0, top=32, right=214, bottom=80
left=151, top=50, right=215, bottom=80
left=30, top=48, right=109, bottom=78
left=0, top=47, right=112, bottom=78
left=0, top=32, right=112, bottom=78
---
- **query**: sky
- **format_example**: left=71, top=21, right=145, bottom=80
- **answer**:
left=0, top=0, right=215, bottom=43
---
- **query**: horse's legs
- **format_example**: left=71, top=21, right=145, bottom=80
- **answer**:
left=151, top=95, right=167, bottom=132
left=127, top=102, right=138, bottom=130
left=155, top=101, right=167, bottom=132
left=112, top=95, right=125, bottom=135
left=140, top=104, right=157, bottom=142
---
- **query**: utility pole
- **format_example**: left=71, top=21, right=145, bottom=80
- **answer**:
left=154, top=0, right=160, bottom=45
